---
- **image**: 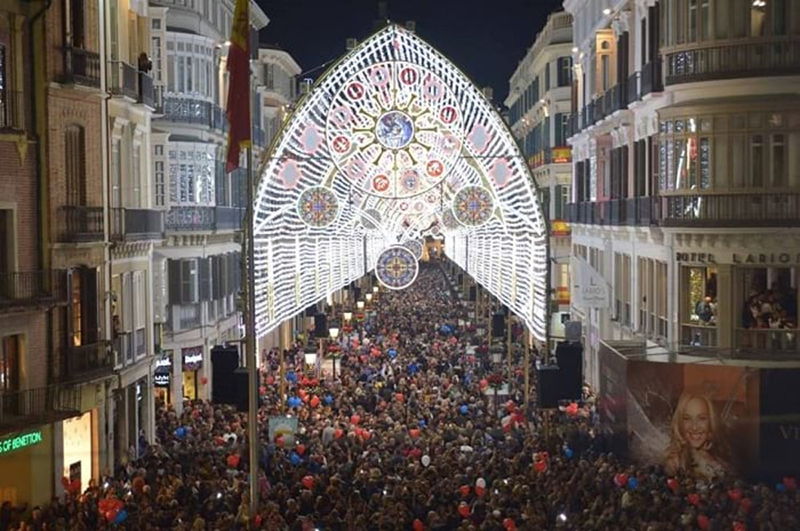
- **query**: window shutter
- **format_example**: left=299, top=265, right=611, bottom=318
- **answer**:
left=233, top=252, right=242, bottom=292
left=199, top=257, right=211, bottom=301
left=83, top=267, right=99, bottom=344
left=168, top=259, right=182, bottom=304
left=212, top=255, right=222, bottom=300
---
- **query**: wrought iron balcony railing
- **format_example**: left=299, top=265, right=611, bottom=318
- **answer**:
left=0, top=270, right=68, bottom=310
left=165, top=206, right=215, bottom=232
left=138, top=72, right=156, bottom=108
left=108, top=60, right=138, bottom=100
left=0, top=385, right=81, bottom=436
left=665, top=39, right=800, bottom=85
left=61, top=341, right=113, bottom=383
left=215, top=206, right=245, bottom=231
left=641, top=58, right=664, bottom=95
left=660, top=192, right=800, bottom=227
left=58, top=206, right=104, bottom=242
left=62, top=47, right=101, bottom=87
left=110, top=208, right=164, bottom=241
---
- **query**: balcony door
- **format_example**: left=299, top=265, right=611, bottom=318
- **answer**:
left=65, top=125, right=87, bottom=206
left=70, top=267, right=99, bottom=347
left=65, top=0, right=86, bottom=49
left=1, top=335, right=21, bottom=392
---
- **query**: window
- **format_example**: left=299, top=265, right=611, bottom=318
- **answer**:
left=131, top=141, right=142, bottom=207
left=700, top=0, right=711, bottom=39
left=65, top=125, right=86, bottom=205
left=555, top=185, right=569, bottom=220
left=152, top=19, right=161, bottom=30
left=544, top=62, right=550, bottom=91
left=771, top=134, right=786, bottom=186
left=688, top=0, right=698, bottom=41
left=181, top=259, right=198, bottom=303
left=554, top=113, right=568, bottom=147
left=0, top=44, right=9, bottom=129
left=732, top=0, right=748, bottom=37
left=557, top=57, right=572, bottom=87
left=772, top=0, right=787, bottom=35
left=154, top=161, right=165, bottom=207
left=601, top=54, right=611, bottom=92
left=751, top=0, right=767, bottom=36
left=151, top=37, right=162, bottom=82
left=71, top=267, right=98, bottom=346
left=750, top=135, right=764, bottom=187
left=111, top=139, right=121, bottom=207
left=0, top=335, right=21, bottom=392
left=67, top=0, right=86, bottom=49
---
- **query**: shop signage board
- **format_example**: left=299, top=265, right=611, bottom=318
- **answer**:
left=571, top=256, right=610, bottom=309
left=0, top=430, right=43, bottom=456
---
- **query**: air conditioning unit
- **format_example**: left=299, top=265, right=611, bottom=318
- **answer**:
left=346, top=38, right=357, bottom=51
left=405, top=20, right=417, bottom=33
left=299, top=78, right=313, bottom=96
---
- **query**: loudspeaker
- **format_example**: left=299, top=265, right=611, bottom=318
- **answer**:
left=457, top=273, right=463, bottom=285
left=353, top=287, right=361, bottom=301
left=304, top=304, right=317, bottom=317
left=232, top=368, right=251, bottom=412
left=491, top=313, right=505, bottom=337
left=469, top=286, right=476, bottom=302
left=314, top=313, right=328, bottom=338
left=211, top=348, right=238, bottom=405
left=537, top=365, right=562, bottom=409
left=555, top=341, right=583, bottom=401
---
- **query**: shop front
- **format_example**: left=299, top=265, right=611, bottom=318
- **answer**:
left=153, top=355, right=172, bottom=405
left=182, top=346, right=204, bottom=401
left=60, top=412, right=95, bottom=495
left=676, top=247, right=800, bottom=352
left=0, top=426, right=52, bottom=507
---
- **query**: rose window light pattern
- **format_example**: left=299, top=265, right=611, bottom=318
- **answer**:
left=375, top=246, right=420, bottom=290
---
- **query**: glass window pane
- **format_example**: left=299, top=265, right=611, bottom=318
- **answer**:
left=751, top=135, right=764, bottom=187
left=699, top=137, right=710, bottom=188
left=772, top=134, right=786, bottom=186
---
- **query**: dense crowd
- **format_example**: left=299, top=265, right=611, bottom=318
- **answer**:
left=2, top=263, right=798, bottom=531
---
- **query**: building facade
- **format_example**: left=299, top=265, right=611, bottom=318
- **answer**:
left=506, top=10, right=574, bottom=346
left=563, top=0, right=800, bottom=386
left=148, top=0, right=268, bottom=413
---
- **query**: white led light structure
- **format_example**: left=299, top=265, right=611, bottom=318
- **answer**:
left=254, top=25, right=549, bottom=340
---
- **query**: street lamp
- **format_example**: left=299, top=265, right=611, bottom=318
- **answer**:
left=357, top=300, right=365, bottom=310
left=342, top=311, right=353, bottom=323
left=304, top=351, right=317, bottom=366
left=372, top=286, right=379, bottom=294
left=329, top=326, right=340, bottom=380
left=365, top=293, right=373, bottom=303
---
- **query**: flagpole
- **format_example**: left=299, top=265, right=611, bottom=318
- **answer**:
left=244, top=8, right=260, bottom=518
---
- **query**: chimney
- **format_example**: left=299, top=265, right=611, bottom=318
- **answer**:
left=346, top=38, right=357, bottom=51
left=405, top=20, right=416, bottom=33
left=481, top=86, right=494, bottom=103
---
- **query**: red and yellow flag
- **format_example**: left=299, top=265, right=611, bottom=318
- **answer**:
left=225, top=0, right=251, bottom=173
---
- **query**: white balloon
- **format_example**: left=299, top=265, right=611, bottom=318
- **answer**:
left=421, top=455, right=431, bottom=467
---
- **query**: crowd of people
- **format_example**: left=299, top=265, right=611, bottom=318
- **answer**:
left=2, top=262, right=799, bottom=531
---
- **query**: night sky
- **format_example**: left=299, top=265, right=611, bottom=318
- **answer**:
left=258, top=0, right=565, bottom=105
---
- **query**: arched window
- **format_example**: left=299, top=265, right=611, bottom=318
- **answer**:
left=65, top=124, right=86, bottom=205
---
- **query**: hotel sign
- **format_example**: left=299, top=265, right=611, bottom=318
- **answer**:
left=0, top=430, right=43, bottom=456
left=676, top=252, right=800, bottom=265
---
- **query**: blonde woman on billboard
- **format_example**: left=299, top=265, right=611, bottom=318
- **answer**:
left=665, top=391, right=732, bottom=479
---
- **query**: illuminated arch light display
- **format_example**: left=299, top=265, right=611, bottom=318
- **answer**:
left=403, top=240, right=424, bottom=260
left=254, top=25, right=548, bottom=340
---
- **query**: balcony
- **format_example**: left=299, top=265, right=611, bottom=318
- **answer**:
left=159, top=96, right=212, bottom=126
left=62, top=47, right=101, bottom=87
left=108, top=60, right=138, bottom=100
left=665, top=39, right=800, bottom=86
left=659, top=193, right=800, bottom=228
left=58, top=206, right=104, bottom=243
left=61, top=342, right=113, bottom=383
left=567, top=197, right=660, bottom=227
left=0, top=91, right=30, bottom=132
left=165, top=206, right=215, bottom=232
left=215, top=206, right=245, bottom=231
left=626, top=72, right=641, bottom=104
left=527, top=147, right=572, bottom=169
left=110, top=208, right=164, bottom=241
left=0, top=385, right=81, bottom=436
left=138, top=72, right=156, bottom=108
left=0, top=270, right=68, bottom=311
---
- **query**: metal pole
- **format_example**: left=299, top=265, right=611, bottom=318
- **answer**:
left=245, top=144, right=259, bottom=514
left=279, top=324, right=286, bottom=414
left=524, top=333, right=530, bottom=414
left=507, top=312, right=513, bottom=394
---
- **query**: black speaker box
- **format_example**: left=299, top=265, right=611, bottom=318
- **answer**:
left=314, top=313, right=328, bottom=338
left=304, top=304, right=317, bottom=317
left=555, top=341, right=583, bottom=401
left=232, top=368, right=251, bottom=412
left=353, top=287, right=362, bottom=301
left=457, top=273, right=463, bottom=285
left=469, top=286, right=477, bottom=302
left=537, top=365, right=562, bottom=409
left=491, top=313, right=505, bottom=337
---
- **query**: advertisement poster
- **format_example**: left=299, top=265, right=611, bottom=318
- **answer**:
left=626, top=362, right=760, bottom=479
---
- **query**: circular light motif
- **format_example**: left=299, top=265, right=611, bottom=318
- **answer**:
left=372, top=174, right=390, bottom=193
left=452, top=186, right=494, bottom=227
left=375, top=111, right=414, bottom=149
left=441, top=208, right=459, bottom=230
left=296, top=186, right=339, bottom=228
left=375, top=246, right=419, bottom=290
left=401, top=170, right=419, bottom=193
left=360, top=208, right=382, bottom=230
left=404, top=240, right=423, bottom=260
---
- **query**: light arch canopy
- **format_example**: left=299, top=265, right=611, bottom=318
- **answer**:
left=254, top=24, right=549, bottom=340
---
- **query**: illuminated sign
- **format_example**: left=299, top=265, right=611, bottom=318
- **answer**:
left=182, top=347, right=204, bottom=371
left=551, top=147, right=572, bottom=164
left=0, top=430, right=43, bottom=456
left=155, top=356, right=172, bottom=369
left=153, top=371, right=171, bottom=388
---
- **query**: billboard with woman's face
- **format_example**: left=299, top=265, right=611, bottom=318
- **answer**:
left=626, top=362, right=761, bottom=480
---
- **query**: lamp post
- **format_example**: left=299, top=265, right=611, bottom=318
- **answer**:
left=356, top=300, right=365, bottom=311
left=329, top=325, right=340, bottom=380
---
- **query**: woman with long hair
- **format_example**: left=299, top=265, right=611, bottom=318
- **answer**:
left=664, top=391, right=732, bottom=479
